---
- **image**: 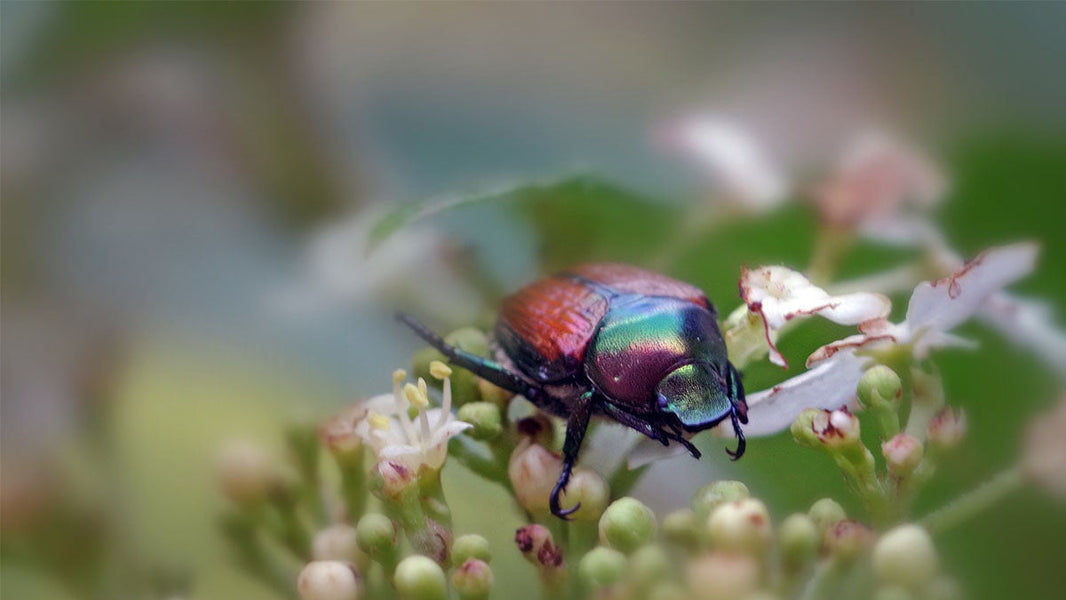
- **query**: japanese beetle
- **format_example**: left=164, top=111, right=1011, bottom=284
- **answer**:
left=398, top=263, right=747, bottom=519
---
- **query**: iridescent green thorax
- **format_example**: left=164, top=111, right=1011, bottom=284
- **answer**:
left=585, top=295, right=732, bottom=428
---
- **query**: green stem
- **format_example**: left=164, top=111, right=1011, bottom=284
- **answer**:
left=449, top=437, right=509, bottom=486
left=419, top=469, right=453, bottom=529
left=806, top=227, right=855, bottom=286
left=919, top=465, right=1024, bottom=535
left=338, top=451, right=368, bottom=522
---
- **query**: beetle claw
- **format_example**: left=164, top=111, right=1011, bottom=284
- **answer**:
left=725, top=408, right=746, bottom=460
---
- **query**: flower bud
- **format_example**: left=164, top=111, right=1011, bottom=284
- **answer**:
left=515, top=524, right=562, bottom=568
left=808, top=498, right=846, bottom=535
left=370, top=461, right=417, bottom=500
left=687, top=552, right=759, bottom=600
left=355, top=513, right=398, bottom=560
left=514, top=414, right=556, bottom=447
left=790, top=409, right=824, bottom=449
left=578, top=546, right=627, bottom=589
left=508, top=441, right=563, bottom=513
left=692, top=480, right=750, bottom=521
left=662, top=509, right=700, bottom=551
left=858, top=365, right=902, bottom=411
left=445, top=327, right=490, bottom=357
left=215, top=440, right=275, bottom=505
left=394, top=555, right=447, bottom=600
left=297, top=560, right=361, bottom=600
left=927, top=408, right=967, bottom=452
left=444, top=328, right=490, bottom=405
left=872, top=524, right=939, bottom=590
left=706, top=498, right=771, bottom=555
left=629, top=545, right=673, bottom=594
left=824, top=519, right=873, bottom=560
left=882, top=434, right=924, bottom=477
left=312, top=524, right=362, bottom=563
left=456, top=402, right=503, bottom=441
left=599, top=497, right=658, bottom=554
left=452, top=559, right=493, bottom=600
left=319, top=407, right=365, bottom=463
left=408, top=519, right=451, bottom=566
left=560, top=468, right=610, bottom=522
left=477, top=378, right=515, bottom=407
left=778, top=513, right=819, bottom=567
left=452, top=534, right=492, bottom=565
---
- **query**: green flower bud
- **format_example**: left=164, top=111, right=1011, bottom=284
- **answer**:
left=790, top=409, right=825, bottom=450
left=477, top=378, right=515, bottom=407
left=778, top=513, right=819, bottom=567
left=881, top=434, right=924, bottom=478
left=629, top=545, right=673, bottom=594
left=927, top=408, right=967, bottom=452
left=686, top=552, right=759, bottom=600
left=662, top=509, right=700, bottom=551
left=560, top=468, right=610, bottom=522
left=452, top=559, right=493, bottom=600
left=452, top=534, right=492, bottom=565
left=355, top=513, right=398, bottom=560
left=298, top=560, right=361, bottom=600
left=873, top=524, right=939, bottom=590
left=445, top=327, right=490, bottom=357
left=578, top=547, right=627, bottom=589
left=457, top=402, right=503, bottom=440
left=443, top=328, right=490, bottom=405
left=394, top=555, right=448, bottom=600
left=873, top=586, right=915, bottom=600
left=508, top=441, right=563, bottom=513
left=599, top=497, right=658, bottom=554
left=858, top=365, right=902, bottom=411
left=706, top=498, right=772, bottom=555
left=824, top=519, right=873, bottom=560
left=808, top=498, right=846, bottom=536
left=692, top=480, right=750, bottom=521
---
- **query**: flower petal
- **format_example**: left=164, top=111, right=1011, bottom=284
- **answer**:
left=744, top=353, right=867, bottom=436
left=905, top=242, right=1039, bottom=335
left=662, top=115, right=788, bottom=210
left=978, top=293, right=1066, bottom=376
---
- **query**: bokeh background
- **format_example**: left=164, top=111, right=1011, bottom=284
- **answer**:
left=3, top=3, right=1065, bottom=599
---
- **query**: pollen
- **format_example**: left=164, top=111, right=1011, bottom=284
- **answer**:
left=368, top=412, right=391, bottom=431
left=404, top=382, right=429, bottom=408
left=429, top=360, right=452, bottom=380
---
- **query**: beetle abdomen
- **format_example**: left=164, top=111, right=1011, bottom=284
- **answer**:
left=496, top=276, right=609, bottom=382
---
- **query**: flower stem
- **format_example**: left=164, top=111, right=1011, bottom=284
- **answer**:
left=337, top=449, right=368, bottom=522
left=919, top=465, right=1024, bottom=535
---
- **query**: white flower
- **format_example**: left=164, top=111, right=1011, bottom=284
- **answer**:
left=660, top=115, right=788, bottom=211
left=813, top=132, right=947, bottom=230
left=739, top=265, right=890, bottom=367
left=353, top=367, right=471, bottom=474
left=745, top=242, right=1039, bottom=436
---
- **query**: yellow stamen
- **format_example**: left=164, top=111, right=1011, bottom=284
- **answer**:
left=368, top=412, right=391, bottom=431
left=418, top=377, right=429, bottom=401
left=392, top=369, right=408, bottom=387
left=429, top=361, right=452, bottom=380
left=404, top=383, right=429, bottom=408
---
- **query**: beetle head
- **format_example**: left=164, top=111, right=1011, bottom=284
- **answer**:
left=656, top=361, right=748, bottom=432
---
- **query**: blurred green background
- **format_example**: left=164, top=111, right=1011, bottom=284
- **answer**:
left=3, top=3, right=1065, bottom=599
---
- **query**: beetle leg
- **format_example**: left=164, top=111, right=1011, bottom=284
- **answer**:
left=725, top=408, right=746, bottom=460
left=550, top=391, right=594, bottom=520
left=599, top=402, right=670, bottom=447
left=396, top=312, right=549, bottom=403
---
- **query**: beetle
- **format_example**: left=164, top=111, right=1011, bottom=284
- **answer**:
left=398, top=262, right=747, bottom=519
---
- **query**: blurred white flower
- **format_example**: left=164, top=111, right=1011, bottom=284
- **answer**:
left=354, top=368, right=470, bottom=474
left=813, top=132, right=947, bottom=230
left=739, top=265, right=890, bottom=368
left=1022, top=395, right=1066, bottom=499
left=660, top=115, right=788, bottom=211
left=977, top=293, right=1066, bottom=377
left=745, top=243, right=1038, bottom=436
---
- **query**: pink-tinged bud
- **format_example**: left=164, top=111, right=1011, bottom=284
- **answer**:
left=312, top=524, right=365, bottom=565
left=927, top=408, right=967, bottom=452
left=687, top=552, right=760, bottom=600
left=452, top=559, right=494, bottom=600
left=882, top=434, right=924, bottom=477
left=1022, top=396, right=1066, bottom=499
left=514, top=415, right=556, bottom=447
left=792, top=409, right=861, bottom=450
left=706, top=498, right=772, bottom=555
left=215, top=440, right=277, bottom=505
left=319, top=406, right=365, bottom=462
left=297, top=560, right=361, bottom=600
left=824, top=519, right=874, bottom=560
left=370, top=461, right=417, bottom=499
left=508, top=441, right=563, bottom=513
left=408, top=519, right=452, bottom=566
left=515, top=524, right=564, bottom=568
